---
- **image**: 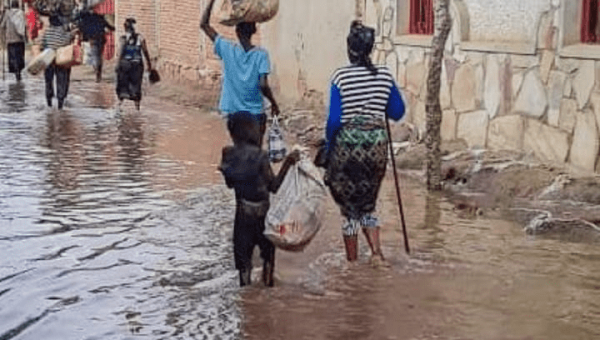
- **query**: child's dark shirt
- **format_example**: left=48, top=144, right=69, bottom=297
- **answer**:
left=219, top=143, right=275, bottom=203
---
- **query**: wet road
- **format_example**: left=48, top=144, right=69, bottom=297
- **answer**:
left=1, top=76, right=600, bottom=340
left=0, top=77, right=239, bottom=339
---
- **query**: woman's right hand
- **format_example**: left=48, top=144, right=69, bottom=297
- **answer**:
left=286, top=150, right=301, bottom=164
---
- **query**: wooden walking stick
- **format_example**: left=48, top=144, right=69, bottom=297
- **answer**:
left=2, top=41, right=5, bottom=81
left=384, top=113, right=410, bottom=254
left=2, top=7, right=5, bottom=81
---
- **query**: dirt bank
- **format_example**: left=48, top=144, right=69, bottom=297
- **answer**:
left=83, top=67, right=600, bottom=241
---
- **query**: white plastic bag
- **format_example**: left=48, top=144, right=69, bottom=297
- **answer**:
left=83, top=42, right=92, bottom=66
left=9, top=11, right=26, bottom=38
left=268, top=117, right=286, bottom=163
left=265, top=158, right=328, bottom=251
left=26, top=49, right=56, bottom=75
left=214, top=0, right=279, bottom=26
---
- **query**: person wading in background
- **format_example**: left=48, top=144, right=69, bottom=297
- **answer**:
left=1, top=0, right=27, bottom=82
left=200, top=0, right=280, bottom=146
left=115, top=17, right=153, bottom=112
left=74, top=8, right=114, bottom=82
left=35, top=0, right=77, bottom=109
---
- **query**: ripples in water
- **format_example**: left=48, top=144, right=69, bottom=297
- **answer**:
left=0, top=79, right=242, bottom=339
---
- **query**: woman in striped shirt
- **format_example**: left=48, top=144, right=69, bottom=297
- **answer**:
left=324, top=21, right=405, bottom=266
left=37, top=0, right=76, bottom=109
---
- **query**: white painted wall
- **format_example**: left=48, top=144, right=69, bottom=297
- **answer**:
left=463, top=0, right=551, bottom=43
left=260, top=0, right=356, bottom=103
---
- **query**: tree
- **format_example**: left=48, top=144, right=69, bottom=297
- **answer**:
left=425, top=0, right=452, bottom=191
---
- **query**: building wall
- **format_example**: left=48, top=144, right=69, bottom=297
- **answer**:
left=259, top=0, right=357, bottom=104
left=463, top=0, right=551, bottom=44
left=116, top=0, right=236, bottom=89
left=367, top=0, right=600, bottom=174
left=115, top=0, right=159, bottom=56
left=158, top=0, right=203, bottom=85
left=114, top=0, right=600, bottom=174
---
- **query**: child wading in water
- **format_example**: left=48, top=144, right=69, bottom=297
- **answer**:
left=219, top=112, right=300, bottom=287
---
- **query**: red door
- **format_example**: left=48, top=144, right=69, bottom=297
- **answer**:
left=409, top=0, right=434, bottom=35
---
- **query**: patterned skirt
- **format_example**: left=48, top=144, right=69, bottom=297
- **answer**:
left=116, top=59, right=143, bottom=101
left=325, top=116, right=389, bottom=221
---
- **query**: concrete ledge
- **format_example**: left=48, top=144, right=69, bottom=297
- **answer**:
left=393, top=35, right=433, bottom=48
left=460, top=41, right=536, bottom=55
left=559, top=44, right=600, bottom=60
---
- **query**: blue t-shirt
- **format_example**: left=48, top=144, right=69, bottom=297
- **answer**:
left=215, top=35, right=270, bottom=115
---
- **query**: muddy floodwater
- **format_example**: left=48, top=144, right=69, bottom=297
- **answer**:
left=1, top=78, right=599, bottom=340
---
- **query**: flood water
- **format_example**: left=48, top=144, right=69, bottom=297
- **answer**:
left=1, top=77, right=599, bottom=340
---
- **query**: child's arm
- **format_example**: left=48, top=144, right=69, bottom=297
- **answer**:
left=268, top=150, right=301, bottom=193
left=200, top=0, right=218, bottom=42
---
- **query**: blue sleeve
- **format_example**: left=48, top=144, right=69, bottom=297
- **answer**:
left=326, top=84, right=343, bottom=152
left=259, top=50, right=270, bottom=75
left=386, top=81, right=406, bottom=121
left=214, top=35, right=229, bottom=60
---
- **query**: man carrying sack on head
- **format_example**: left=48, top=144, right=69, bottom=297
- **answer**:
left=200, top=0, right=280, bottom=147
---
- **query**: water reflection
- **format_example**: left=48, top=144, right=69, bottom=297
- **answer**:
left=116, top=112, right=146, bottom=172
left=0, top=78, right=245, bottom=339
left=7, top=82, right=26, bottom=112
left=44, top=111, right=85, bottom=191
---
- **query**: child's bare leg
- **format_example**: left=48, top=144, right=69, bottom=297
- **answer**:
left=239, top=268, right=252, bottom=287
left=234, top=213, right=254, bottom=287
left=259, top=238, right=275, bottom=287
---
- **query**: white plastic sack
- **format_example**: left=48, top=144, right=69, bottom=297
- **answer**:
left=26, top=49, right=56, bottom=75
left=8, top=10, right=26, bottom=38
left=214, top=0, right=279, bottom=26
left=268, top=117, right=286, bottom=163
left=265, top=158, right=327, bottom=251
left=82, top=41, right=93, bottom=66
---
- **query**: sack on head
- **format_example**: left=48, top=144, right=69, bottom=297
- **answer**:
left=214, top=0, right=279, bottom=26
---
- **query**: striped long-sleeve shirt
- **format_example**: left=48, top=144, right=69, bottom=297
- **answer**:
left=42, top=24, right=73, bottom=50
left=325, top=64, right=405, bottom=150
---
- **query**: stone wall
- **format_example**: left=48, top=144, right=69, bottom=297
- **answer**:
left=463, top=0, right=550, bottom=44
left=367, top=0, right=600, bottom=174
